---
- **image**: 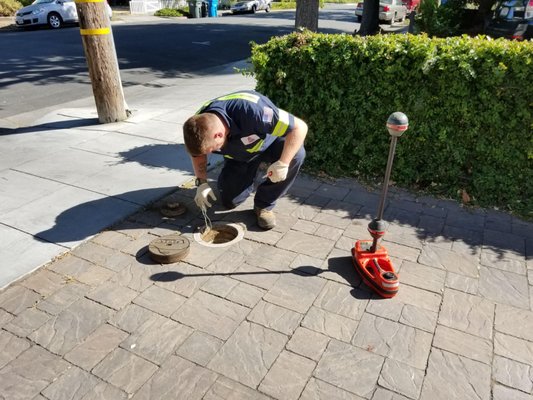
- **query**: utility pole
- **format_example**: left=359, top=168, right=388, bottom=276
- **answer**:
left=75, top=0, right=127, bottom=123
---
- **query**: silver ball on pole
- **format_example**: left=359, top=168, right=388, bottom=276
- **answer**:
left=386, top=112, right=409, bottom=137
left=369, top=112, right=409, bottom=252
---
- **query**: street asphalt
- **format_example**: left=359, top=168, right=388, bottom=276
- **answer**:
left=0, top=10, right=532, bottom=400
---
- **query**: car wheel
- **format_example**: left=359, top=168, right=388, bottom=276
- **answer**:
left=47, top=12, right=63, bottom=29
left=251, top=4, right=256, bottom=13
left=265, top=4, right=270, bottom=12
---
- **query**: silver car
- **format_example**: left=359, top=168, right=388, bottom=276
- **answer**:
left=231, top=0, right=271, bottom=14
left=355, top=0, right=407, bottom=24
left=15, top=0, right=112, bottom=29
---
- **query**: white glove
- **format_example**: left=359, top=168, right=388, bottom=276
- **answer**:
left=195, top=183, right=217, bottom=210
left=267, top=160, right=289, bottom=183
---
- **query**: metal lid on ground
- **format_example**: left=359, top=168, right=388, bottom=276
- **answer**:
left=148, top=234, right=190, bottom=264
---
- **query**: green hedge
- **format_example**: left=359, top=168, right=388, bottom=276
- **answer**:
left=249, top=32, right=533, bottom=217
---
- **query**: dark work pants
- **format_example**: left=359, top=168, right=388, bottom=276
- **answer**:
left=217, top=138, right=306, bottom=211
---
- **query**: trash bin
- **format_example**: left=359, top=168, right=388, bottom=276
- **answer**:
left=208, top=0, right=218, bottom=17
left=188, top=0, right=201, bottom=18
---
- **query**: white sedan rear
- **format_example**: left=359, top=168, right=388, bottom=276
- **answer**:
left=231, top=0, right=272, bottom=14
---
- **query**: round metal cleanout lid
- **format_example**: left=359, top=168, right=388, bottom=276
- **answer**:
left=148, top=234, right=190, bottom=264
left=160, top=202, right=187, bottom=217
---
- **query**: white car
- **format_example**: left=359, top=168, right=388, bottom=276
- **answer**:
left=231, top=0, right=271, bottom=14
left=355, top=0, right=407, bottom=24
left=15, top=0, right=112, bottom=29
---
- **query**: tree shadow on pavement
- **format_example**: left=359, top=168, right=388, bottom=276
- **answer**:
left=0, top=118, right=99, bottom=136
left=35, top=186, right=180, bottom=245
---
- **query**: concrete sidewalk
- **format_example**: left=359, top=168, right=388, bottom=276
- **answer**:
left=1, top=15, right=533, bottom=400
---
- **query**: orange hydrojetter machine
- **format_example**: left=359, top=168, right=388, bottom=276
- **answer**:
left=351, top=112, right=409, bottom=298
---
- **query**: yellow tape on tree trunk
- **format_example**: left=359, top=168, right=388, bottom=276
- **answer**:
left=80, top=27, right=111, bottom=35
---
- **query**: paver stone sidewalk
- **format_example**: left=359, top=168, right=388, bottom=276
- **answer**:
left=0, top=170, right=532, bottom=400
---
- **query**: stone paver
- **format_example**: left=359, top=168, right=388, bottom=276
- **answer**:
left=121, top=315, right=193, bottom=364
left=494, top=332, right=533, bottom=366
left=92, top=348, right=158, bottom=394
left=302, top=306, right=359, bottom=342
left=0, top=157, right=532, bottom=400
left=352, top=313, right=432, bottom=369
left=492, top=384, right=533, bottom=400
left=29, top=298, right=114, bottom=356
left=300, top=378, right=364, bottom=400
left=433, top=324, right=493, bottom=365
left=492, top=355, right=533, bottom=393
left=172, top=290, right=248, bottom=340
left=263, top=272, right=326, bottom=314
left=315, top=339, right=384, bottom=398
left=176, top=330, right=223, bottom=366
left=0, top=330, right=30, bottom=369
left=314, top=280, right=367, bottom=320
left=418, top=245, right=479, bottom=277
left=65, top=323, right=128, bottom=370
left=36, top=281, right=90, bottom=315
left=204, top=376, right=271, bottom=400
left=286, top=326, right=330, bottom=362
left=495, top=304, right=533, bottom=341
left=378, top=358, right=424, bottom=399
left=247, top=300, right=302, bottom=335
left=438, top=288, right=494, bottom=339
left=0, top=285, right=41, bottom=315
left=41, top=366, right=100, bottom=400
left=4, top=307, right=51, bottom=337
left=0, top=346, right=70, bottom=400
left=132, top=356, right=217, bottom=400
left=207, top=321, right=287, bottom=388
left=132, top=285, right=186, bottom=317
left=420, top=348, right=491, bottom=400
left=258, top=350, right=316, bottom=400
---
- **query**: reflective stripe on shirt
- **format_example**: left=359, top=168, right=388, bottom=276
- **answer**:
left=245, top=139, right=265, bottom=153
left=272, top=109, right=290, bottom=137
left=196, top=92, right=260, bottom=114
left=216, top=93, right=260, bottom=103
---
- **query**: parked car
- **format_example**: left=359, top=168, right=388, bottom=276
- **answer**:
left=355, top=0, right=408, bottom=24
left=231, top=0, right=271, bottom=14
left=15, top=0, right=112, bottom=29
left=485, top=0, right=533, bottom=40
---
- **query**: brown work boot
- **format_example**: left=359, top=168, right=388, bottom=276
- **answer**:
left=254, top=207, right=276, bottom=230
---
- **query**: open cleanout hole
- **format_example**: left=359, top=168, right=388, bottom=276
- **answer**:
left=194, top=223, right=245, bottom=248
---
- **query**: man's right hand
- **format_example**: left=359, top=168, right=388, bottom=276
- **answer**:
left=195, top=183, right=217, bottom=210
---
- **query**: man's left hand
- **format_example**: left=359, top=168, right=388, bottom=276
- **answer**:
left=267, top=160, right=289, bottom=183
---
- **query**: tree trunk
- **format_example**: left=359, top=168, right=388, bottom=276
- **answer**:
left=477, top=0, right=497, bottom=30
left=295, top=0, right=319, bottom=32
left=357, top=0, right=380, bottom=36
left=76, top=1, right=127, bottom=123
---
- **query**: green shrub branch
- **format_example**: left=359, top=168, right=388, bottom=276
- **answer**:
left=250, top=32, right=533, bottom=217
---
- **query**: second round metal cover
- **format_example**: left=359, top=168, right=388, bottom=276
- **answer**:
left=148, top=234, right=190, bottom=264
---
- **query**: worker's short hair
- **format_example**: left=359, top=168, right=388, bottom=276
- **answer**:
left=183, top=113, right=217, bottom=156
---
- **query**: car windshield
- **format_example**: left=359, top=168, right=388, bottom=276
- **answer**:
left=495, top=0, right=527, bottom=20
left=32, top=0, right=55, bottom=4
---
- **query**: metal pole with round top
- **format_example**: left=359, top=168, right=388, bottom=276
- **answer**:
left=351, top=112, right=409, bottom=298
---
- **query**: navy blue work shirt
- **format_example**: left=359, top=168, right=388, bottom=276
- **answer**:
left=197, top=90, right=296, bottom=162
